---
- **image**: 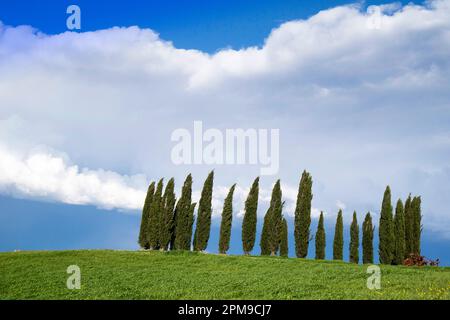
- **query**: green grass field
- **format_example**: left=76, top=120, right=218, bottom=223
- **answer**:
left=0, top=250, right=449, bottom=300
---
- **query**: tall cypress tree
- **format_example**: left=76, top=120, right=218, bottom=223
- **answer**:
left=260, top=180, right=283, bottom=256
left=393, top=199, right=405, bottom=264
left=379, top=185, right=394, bottom=264
left=333, top=209, right=344, bottom=260
left=315, top=211, right=326, bottom=260
left=174, top=174, right=193, bottom=250
left=193, top=171, right=214, bottom=251
left=362, top=212, right=374, bottom=264
left=411, top=196, right=422, bottom=255
left=159, top=178, right=176, bottom=251
left=404, top=194, right=413, bottom=257
left=138, top=182, right=155, bottom=249
left=219, top=184, right=236, bottom=254
left=242, top=177, right=259, bottom=255
left=148, top=178, right=164, bottom=250
left=280, top=218, right=288, bottom=257
left=349, top=211, right=359, bottom=264
left=294, top=170, right=313, bottom=258
left=268, top=181, right=283, bottom=256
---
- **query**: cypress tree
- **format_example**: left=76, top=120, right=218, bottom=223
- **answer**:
left=349, top=211, right=359, bottom=264
left=219, top=184, right=236, bottom=254
left=242, top=177, right=259, bottom=255
left=379, top=186, right=395, bottom=264
left=362, top=212, right=374, bottom=264
left=404, top=194, right=413, bottom=257
left=174, top=174, right=193, bottom=250
left=138, top=182, right=155, bottom=249
left=411, top=196, right=422, bottom=255
left=159, top=178, right=176, bottom=251
left=315, top=211, right=326, bottom=260
left=268, top=181, right=283, bottom=256
left=294, top=170, right=313, bottom=258
left=148, top=178, right=164, bottom=250
left=393, top=199, right=405, bottom=264
left=333, top=209, right=344, bottom=260
left=280, top=218, right=288, bottom=257
left=260, top=180, right=283, bottom=256
left=193, top=171, right=214, bottom=251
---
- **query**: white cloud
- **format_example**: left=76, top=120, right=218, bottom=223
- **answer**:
left=0, top=1, right=450, bottom=237
left=0, top=143, right=147, bottom=211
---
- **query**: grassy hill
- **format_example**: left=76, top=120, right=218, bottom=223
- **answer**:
left=0, top=250, right=449, bottom=300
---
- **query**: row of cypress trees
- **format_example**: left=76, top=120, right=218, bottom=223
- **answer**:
left=138, top=171, right=422, bottom=264
left=138, top=176, right=194, bottom=251
left=137, top=171, right=285, bottom=255
left=315, top=186, right=422, bottom=264
left=379, top=186, right=422, bottom=265
left=138, top=172, right=218, bottom=252
left=327, top=209, right=373, bottom=263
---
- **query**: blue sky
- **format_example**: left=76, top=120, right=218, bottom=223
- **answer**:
left=0, top=0, right=422, bottom=52
left=0, top=0, right=449, bottom=265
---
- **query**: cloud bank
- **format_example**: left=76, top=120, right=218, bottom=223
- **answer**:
left=0, top=144, right=147, bottom=211
left=1, top=1, right=450, bottom=236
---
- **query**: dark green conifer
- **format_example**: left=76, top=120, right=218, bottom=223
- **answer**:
left=160, top=178, right=176, bottom=251
left=404, top=194, right=413, bottom=257
left=218, top=184, right=236, bottom=254
left=148, top=178, right=164, bottom=250
left=268, top=181, right=283, bottom=256
left=393, top=199, right=405, bottom=264
left=379, top=186, right=395, bottom=264
left=362, top=212, right=374, bottom=264
left=333, top=209, right=344, bottom=260
left=242, top=177, right=259, bottom=255
left=411, top=196, right=422, bottom=255
left=315, top=212, right=326, bottom=260
left=349, top=211, right=359, bottom=264
left=294, top=170, right=313, bottom=258
left=193, top=171, right=214, bottom=251
left=260, top=180, right=283, bottom=256
left=138, top=182, right=155, bottom=249
left=174, top=174, right=193, bottom=250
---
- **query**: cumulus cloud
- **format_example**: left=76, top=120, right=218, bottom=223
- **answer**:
left=1, top=1, right=450, bottom=237
left=0, top=143, right=147, bottom=211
